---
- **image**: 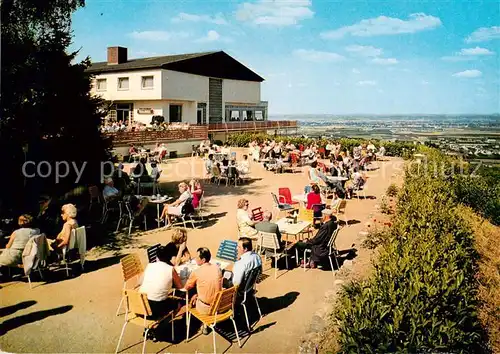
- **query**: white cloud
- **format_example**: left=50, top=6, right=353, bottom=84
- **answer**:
left=357, top=80, right=377, bottom=86
left=465, top=26, right=500, bottom=43
left=128, top=31, right=189, bottom=41
left=371, top=57, right=399, bottom=65
left=172, top=12, right=228, bottom=25
left=421, top=80, right=430, bottom=85
left=345, top=45, right=383, bottom=57
left=236, top=0, right=314, bottom=27
left=452, top=70, right=482, bottom=78
left=196, top=30, right=232, bottom=43
left=293, top=49, right=345, bottom=62
left=442, top=46, right=495, bottom=61
left=321, top=13, right=441, bottom=39
left=352, top=68, right=361, bottom=74
left=459, top=47, right=495, bottom=56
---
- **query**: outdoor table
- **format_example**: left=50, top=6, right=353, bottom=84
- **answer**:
left=292, top=194, right=307, bottom=204
left=175, top=258, right=230, bottom=286
left=137, top=195, right=173, bottom=228
left=276, top=217, right=311, bottom=241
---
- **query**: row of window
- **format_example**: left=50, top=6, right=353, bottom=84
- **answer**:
left=95, top=76, right=154, bottom=91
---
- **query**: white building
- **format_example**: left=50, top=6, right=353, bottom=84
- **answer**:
left=87, top=47, right=268, bottom=126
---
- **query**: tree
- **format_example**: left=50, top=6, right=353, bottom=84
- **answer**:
left=0, top=0, right=111, bottom=214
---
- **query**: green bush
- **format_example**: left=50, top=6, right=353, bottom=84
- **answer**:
left=335, top=150, right=488, bottom=353
left=386, top=183, right=399, bottom=197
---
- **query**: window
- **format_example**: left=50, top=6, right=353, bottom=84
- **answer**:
left=243, top=110, right=254, bottom=121
left=96, top=79, right=107, bottom=91
left=169, top=104, right=182, bottom=123
left=118, top=77, right=129, bottom=90
left=141, top=76, right=154, bottom=89
left=230, top=110, right=240, bottom=121
left=255, top=111, right=264, bottom=120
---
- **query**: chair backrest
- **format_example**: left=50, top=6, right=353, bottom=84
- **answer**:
left=327, top=227, right=340, bottom=250
left=278, top=188, right=293, bottom=204
left=242, top=265, right=262, bottom=295
left=209, top=286, right=237, bottom=316
left=259, top=231, right=280, bottom=251
left=124, top=289, right=152, bottom=317
left=69, top=226, right=86, bottom=252
left=120, top=253, right=143, bottom=282
left=338, top=199, right=347, bottom=213
left=271, top=192, right=280, bottom=206
left=216, top=240, right=238, bottom=262
left=211, top=166, right=221, bottom=177
left=147, top=243, right=161, bottom=263
left=298, top=208, right=314, bottom=223
left=311, top=203, right=326, bottom=214
left=290, top=153, right=299, bottom=165
left=251, top=207, right=264, bottom=222
left=89, top=185, right=100, bottom=199
left=227, top=166, right=237, bottom=178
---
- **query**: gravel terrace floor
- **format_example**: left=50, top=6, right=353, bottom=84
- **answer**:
left=0, top=149, right=403, bottom=353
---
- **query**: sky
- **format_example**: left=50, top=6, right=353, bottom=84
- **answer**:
left=71, top=0, right=500, bottom=115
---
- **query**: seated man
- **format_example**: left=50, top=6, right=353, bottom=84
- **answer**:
left=139, top=246, right=183, bottom=317
left=294, top=210, right=338, bottom=269
left=183, top=247, right=222, bottom=334
left=231, top=237, right=262, bottom=287
left=103, top=178, right=120, bottom=200
left=255, top=211, right=283, bottom=248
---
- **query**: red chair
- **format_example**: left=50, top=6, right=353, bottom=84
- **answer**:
left=278, top=188, right=299, bottom=206
left=252, top=207, right=264, bottom=222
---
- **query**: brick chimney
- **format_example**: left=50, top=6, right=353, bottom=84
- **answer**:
left=107, top=46, right=128, bottom=65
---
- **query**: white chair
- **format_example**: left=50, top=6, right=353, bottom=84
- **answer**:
left=257, top=231, right=291, bottom=279
left=9, top=233, right=48, bottom=289
left=61, top=226, right=86, bottom=277
left=300, top=227, right=340, bottom=276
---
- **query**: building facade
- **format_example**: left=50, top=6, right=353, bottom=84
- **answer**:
left=87, top=47, right=268, bottom=126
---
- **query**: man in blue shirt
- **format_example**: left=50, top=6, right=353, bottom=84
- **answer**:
left=231, top=237, right=262, bottom=287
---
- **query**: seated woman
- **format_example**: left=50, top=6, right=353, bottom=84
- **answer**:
left=49, top=204, right=78, bottom=253
left=306, top=184, right=325, bottom=218
left=164, top=228, right=191, bottom=266
left=189, top=179, right=203, bottom=209
left=330, top=190, right=342, bottom=211
left=237, top=155, right=250, bottom=175
left=0, top=215, right=39, bottom=268
left=236, top=198, right=259, bottom=240
left=159, top=182, right=192, bottom=228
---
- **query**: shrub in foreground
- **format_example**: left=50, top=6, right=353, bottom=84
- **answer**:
left=335, top=152, right=488, bottom=353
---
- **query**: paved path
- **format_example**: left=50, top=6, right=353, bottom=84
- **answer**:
left=0, top=151, right=403, bottom=353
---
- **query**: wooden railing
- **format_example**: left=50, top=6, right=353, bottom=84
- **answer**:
left=208, top=120, right=298, bottom=132
left=104, top=125, right=208, bottom=146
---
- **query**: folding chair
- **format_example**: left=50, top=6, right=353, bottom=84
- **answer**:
left=186, top=286, right=241, bottom=353
left=116, top=253, right=144, bottom=316
left=88, top=185, right=102, bottom=212
left=271, top=192, right=295, bottom=218
left=239, top=266, right=263, bottom=332
left=332, top=199, right=348, bottom=227
left=278, top=187, right=300, bottom=207
left=115, top=289, right=179, bottom=354
left=9, top=234, right=48, bottom=289
left=61, top=226, right=86, bottom=277
left=327, top=227, right=341, bottom=279
left=251, top=207, right=264, bottom=222
left=257, top=231, right=292, bottom=279
left=215, top=240, right=238, bottom=262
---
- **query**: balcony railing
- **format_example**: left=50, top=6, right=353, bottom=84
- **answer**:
left=104, top=125, right=208, bottom=146
left=208, top=120, right=298, bottom=132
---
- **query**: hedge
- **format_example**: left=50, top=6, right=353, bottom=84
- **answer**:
left=335, top=149, right=489, bottom=353
left=225, top=132, right=416, bottom=158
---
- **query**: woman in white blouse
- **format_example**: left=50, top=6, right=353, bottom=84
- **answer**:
left=236, top=198, right=258, bottom=239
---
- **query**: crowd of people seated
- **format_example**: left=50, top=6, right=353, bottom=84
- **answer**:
left=0, top=202, right=82, bottom=276
left=100, top=121, right=191, bottom=133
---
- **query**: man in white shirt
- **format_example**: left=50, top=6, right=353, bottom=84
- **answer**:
left=231, top=237, right=262, bottom=287
left=139, top=246, right=183, bottom=317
